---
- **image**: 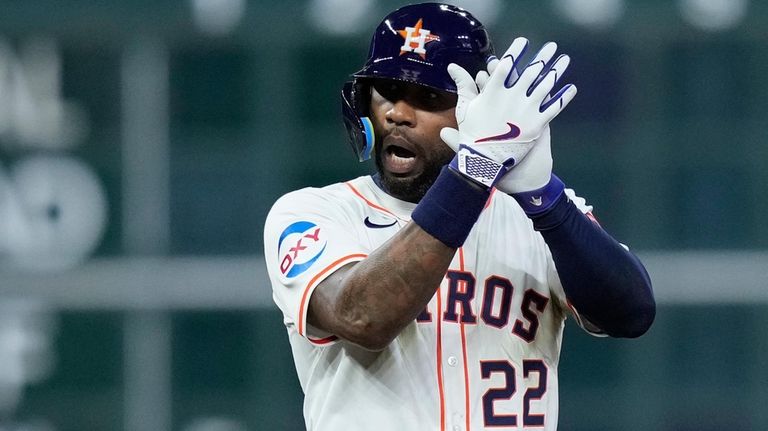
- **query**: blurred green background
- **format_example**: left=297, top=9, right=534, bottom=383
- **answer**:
left=0, top=0, right=766, bottom=430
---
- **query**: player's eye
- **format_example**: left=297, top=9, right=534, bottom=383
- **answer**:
left=371, top=79, right=456, bottom=111
left=372, top=80, right=404, bottom=102
left=415, top=88, right=457, bottom=111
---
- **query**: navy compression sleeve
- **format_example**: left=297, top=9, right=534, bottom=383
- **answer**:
left=531, top=193, right=656, bottom=338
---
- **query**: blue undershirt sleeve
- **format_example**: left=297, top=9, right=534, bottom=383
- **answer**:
left=530, top=193, right=656, bottom=338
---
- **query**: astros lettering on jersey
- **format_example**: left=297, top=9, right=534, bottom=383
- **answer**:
left=264, top=175, right=598, bottom=431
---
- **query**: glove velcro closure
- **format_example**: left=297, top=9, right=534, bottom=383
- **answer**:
left=450, top=145, right=509, bottom=189
left=411, top=166, right=490, bottom=248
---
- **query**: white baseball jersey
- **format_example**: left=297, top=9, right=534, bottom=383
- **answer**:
left=264, top=175, right=597, bottom=431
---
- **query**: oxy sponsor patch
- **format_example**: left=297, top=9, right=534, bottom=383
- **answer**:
left=277, top=221, right=327, bottom=278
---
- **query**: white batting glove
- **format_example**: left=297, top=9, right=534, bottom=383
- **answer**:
left=442, top=37, right=576, bottom=190
left=495, top=124, right=553, bottom=194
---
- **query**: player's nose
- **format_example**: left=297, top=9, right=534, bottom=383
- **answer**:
left=386, top=99, right=417, bottom=127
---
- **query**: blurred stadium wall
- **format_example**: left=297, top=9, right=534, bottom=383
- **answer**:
left=0, top=0, right=766, bottom=430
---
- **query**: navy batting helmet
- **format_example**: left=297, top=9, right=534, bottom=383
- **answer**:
left=341, top=3, right=495, bottom=161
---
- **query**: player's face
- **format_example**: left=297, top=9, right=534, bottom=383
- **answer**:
left=369, top=79, right=458, bottom=203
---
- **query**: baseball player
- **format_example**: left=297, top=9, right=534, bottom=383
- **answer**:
left=264, top=3, right=655, bottom=430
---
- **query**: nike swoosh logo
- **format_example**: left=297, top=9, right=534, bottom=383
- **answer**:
left=475, top=122, right=521, bottom=143
left=364, top=216, right=397, bottom=229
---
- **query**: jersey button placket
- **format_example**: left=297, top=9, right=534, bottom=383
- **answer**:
left=446, top=353, right=464, bottom=431
left=451, top=412, right=464, bottom=431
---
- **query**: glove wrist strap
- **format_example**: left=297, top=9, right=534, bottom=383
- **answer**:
left=509, top=174, right=565, bottom=216
left=449, top=145, right=510, bottom=189
left=411, top=167, right=489, bottom=248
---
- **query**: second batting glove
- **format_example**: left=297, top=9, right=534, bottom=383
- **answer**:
left=442, top=37, right=576, bottom=190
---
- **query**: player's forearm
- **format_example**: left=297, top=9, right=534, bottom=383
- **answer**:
left=533, top=193, right=656, bottom=338
left=309, top=168, right=490, bottom=350
left=330, top=222, right=456, bottom=350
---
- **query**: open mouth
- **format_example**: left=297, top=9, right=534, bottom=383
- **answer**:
left=384, top=144, right=418, bottom=175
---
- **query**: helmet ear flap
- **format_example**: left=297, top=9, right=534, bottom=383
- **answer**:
left=341, top=80, right=375, bottom=162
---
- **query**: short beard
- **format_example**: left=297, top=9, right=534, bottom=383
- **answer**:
left=374, top=146, right=454, bottom=203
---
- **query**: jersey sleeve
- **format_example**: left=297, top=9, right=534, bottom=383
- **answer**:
left=545, top=188, right=608, bottom=337
left=263, top=188, right=369, bottom=345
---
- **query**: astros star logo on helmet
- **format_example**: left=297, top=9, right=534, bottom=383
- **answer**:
left=398, top=18, right=440, bottom=58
